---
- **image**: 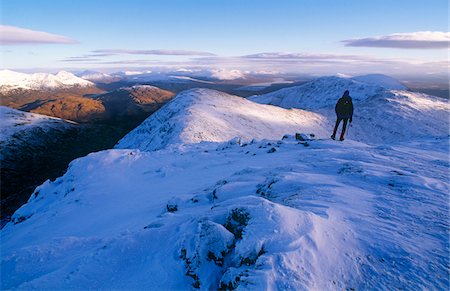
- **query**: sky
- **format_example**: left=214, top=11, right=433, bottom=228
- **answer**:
left=0, top=0, right=449, bottom=77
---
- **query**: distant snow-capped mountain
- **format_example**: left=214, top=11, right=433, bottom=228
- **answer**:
left=76, top=70, right=118, bottom=83
left=115, top=88, right=328, bottom=151
left=351, top=74, right=407, bottom=90
left=0, top=70, right=94, bottom=91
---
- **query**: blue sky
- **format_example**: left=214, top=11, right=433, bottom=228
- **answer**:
left=1, top=0, right=448, bottom=76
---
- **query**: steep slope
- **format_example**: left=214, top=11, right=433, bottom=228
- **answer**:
left=1, top=136, right=448, bottom=289
left=0, top=107, right=124, bottom=224
left=1, top=107, right=75, bottom=221
left=250, top=76, right=449, bottom=143
left=30, top=96, right=106, bottom=123
left=0, top=106, right=73, bottom=143
left=95, top=85, right=174, bottom=120
left=115, top=88, right=329, bottom=151
left=1, top=82, right=174, bottom=124
left=0, top=86, right=104, bottom=110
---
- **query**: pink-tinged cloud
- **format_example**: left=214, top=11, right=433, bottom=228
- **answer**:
left=342, top=31, right=450, bottom=49
left=0, top=25, right=78, bottom=45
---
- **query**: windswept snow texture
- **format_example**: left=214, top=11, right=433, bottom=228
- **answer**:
left=115, top=88, right=328, bottom=151
left=250, top=76, right=449, bottom=143
left=1, top=136, right=448, bottom=290
left=0, top=70, right=94, bottom=91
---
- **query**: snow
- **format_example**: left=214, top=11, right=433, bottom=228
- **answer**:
left=0, top=70, right=94, bottom=91
left=250, top=76, right=449, bottom=143
left=351, top=74, right=407, bottom=90
left=170, top=75, right=216, bottom=84
left=122, top=84, right=162, bottom=91
left=1, top=82, right=449, bottom=290
left=1, top=135, right=448, bottom=289
left=248, top=76, right=385, bottom=109
left=115, top=88, right=328, bottom=151
left=76, top=70, right=114, bottom=82
left=0, top=106, right=72, bottom=143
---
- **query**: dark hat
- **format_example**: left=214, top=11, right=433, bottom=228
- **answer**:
left=343, top=90, right=350, bottom=97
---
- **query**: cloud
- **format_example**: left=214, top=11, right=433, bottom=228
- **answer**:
left=60, top=49, right=217, bottom=63
left=342, top=31, right=450, bottom=49
left=0, top=25, right=78, bottom=45
left=92, top=49, right=216, bottom=56
left=241, top=52, right=375, bottom=62
left=62, top=57, right=104, bottom=62
left=188, top=52, right=448, bottom=77
left=190, top=52, right=391, bottom=69
left=56, top=48, right=447, bottom=78
left=209, top=69, right=245, bottom=80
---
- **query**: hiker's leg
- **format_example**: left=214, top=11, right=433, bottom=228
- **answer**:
left=339, top=118, right=348, bottom=141
left=332, top=118, right=341, bottom=139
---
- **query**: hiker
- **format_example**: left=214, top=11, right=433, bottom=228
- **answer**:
left=331, top=90, right=353, bottom=141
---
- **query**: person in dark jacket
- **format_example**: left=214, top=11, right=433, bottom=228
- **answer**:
left=331, top=90, right=353, bottom=141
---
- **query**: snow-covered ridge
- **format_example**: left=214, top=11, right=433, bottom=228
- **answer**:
left=117, top=81, right=448, bottom=150
left=115, top=88, right=329, bottom=151
left=76, top=70, right=115, bottom=82
left=0, top=106, right=72, bottom=143
left=248, top=76, right=386, bottom=109
left=248, top=74, right=407, bottom=110
left=121, top=84, right=162, bottom=91
left=249, top=76, right=448, bottom=143
left=351, top=74, right=406, bottom=90
left=0, top=70, right=94, bottom=91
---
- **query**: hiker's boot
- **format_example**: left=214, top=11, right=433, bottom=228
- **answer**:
left=339, top=130, right=346, bottom=141
left=331, top=135, right=336, bottom=140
